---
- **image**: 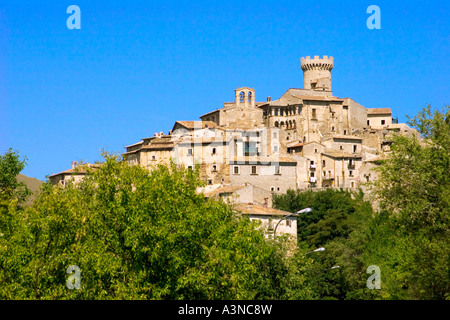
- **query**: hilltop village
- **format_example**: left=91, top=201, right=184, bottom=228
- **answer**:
left=49, top=56, right=419, bottom=238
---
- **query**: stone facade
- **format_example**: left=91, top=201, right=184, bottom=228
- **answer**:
left=119, top=55, right=419, bottom=196
left=52, top=55, right=418, bottom=212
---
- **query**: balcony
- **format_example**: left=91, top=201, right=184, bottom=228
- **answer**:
left=347, top=163, right=355, bottom=169
left=309, top=177, right=317, bottom=183
left=309, top=164, right=317, bottom=169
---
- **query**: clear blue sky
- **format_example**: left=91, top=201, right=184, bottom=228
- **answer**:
left=1, top=0, right=448, bottom=180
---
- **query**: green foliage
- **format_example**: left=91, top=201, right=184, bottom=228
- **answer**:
left=0, top=148, right=30, bottom=205
left=273, top=105, right=449, bottom=300
left=367, top=105, right=450, bottom=299
left=273, top=188, right=374, bottom=299
left=0, top=153, right=312, bottom=299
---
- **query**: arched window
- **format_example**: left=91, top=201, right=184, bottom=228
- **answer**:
left=248, top=91, right=252, bottom=103
left=280, top=121, right=285, bottom=129
left=240, top=91, right=245, bottom=103
left=274, top=121, right=279, bottom=127
left=293, top=120, right=296, bottom=128
left=288, top=120, right=292, bottom=128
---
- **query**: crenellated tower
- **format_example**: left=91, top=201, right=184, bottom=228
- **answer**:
left=300, top=55, right=334, bottom=91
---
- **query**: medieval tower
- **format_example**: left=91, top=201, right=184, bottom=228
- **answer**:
left=300, top=55, right=334, bottom=91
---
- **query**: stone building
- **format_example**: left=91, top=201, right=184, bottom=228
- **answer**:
left=52, top=55, right=418, bottom=213
left=119, top=55, right=418, bottom=198
left=49, top=161, right=101, bottom=186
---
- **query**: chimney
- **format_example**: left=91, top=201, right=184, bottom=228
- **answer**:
left=72, top=161, right=78, bottom=169
left=267, top=96, right=271, bottom=102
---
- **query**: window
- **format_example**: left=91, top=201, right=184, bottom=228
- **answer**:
left=322, top=160, right=326, bottom=167
left=273, top=132, right=278, bottom=138
left=212, top=147, right=216, bottom=155
left=298, top=106, right=302, bottom=114
left=349, top=170, right=353, bottom=177
left=152, top=155, right=156, bottom=160
left=381, top=120, right=386, bottom=125
left=312, top=108, right=317, bottom=119
left=251, top=166, right=257, bottom=175
left=273, top=146, right=278, bottom=152
left=353, top=145, right=357, bottom=153
left=310, top=160, right=314, bottom=165
left=314, top=148, right=318, bottom=153
left=270, top=187, right=275, bottom=192
left=367, top=120, right=370, bottom=126
left=340, top=145, right=343, bottom=150
left=274, top=108, right=278, bottom=116
left=233, top=166, right=240, bottom=174
left=286, top=220, right=292, bottom=227
left=207, top=179, right=213, bottom=185
left=351, top=182, right=355, bottom=188
left=331, top=126, right=335, bottom=132
left=277, top=187, right=280, bottom=191
left=187, top=148, right=192, bottom=156
left=239, top=91, right=245, bottom=102
left=275, top=165, right=280, bottom=175
left=187, top=165, right=193, bottom=170
left=212, top=165, right=217, bottom=172
left=280, top=109, right=284, bottom=116
left=343, top=130, right=347, bottom=135
left=248, top=91, right=252, bottom=103
left=310, top=172, right=315, bottom=177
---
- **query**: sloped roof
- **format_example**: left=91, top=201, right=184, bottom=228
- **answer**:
left=49, top=164, right=102, bottom=178
left=322, top=134, right=362, bottom=141
left=203, top=185, right=247, bottom=197
left=172, top=121, right=217, bottom=131
left=322, top=150, right=362, bottom=159
left=367, top=108, right=392, bottom=115
left=234, top=203, right=294, bottom=217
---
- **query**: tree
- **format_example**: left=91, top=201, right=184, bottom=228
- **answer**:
left=273, top=188, right=374, bottom=299
left=0, top=153, right=313, bottom=299
left=367, top=105, right=450, bottom=299
left=0, top=148, right=30, bottom=205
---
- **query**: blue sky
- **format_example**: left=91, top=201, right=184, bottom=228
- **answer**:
left=1, top=0, right=449, bottom=180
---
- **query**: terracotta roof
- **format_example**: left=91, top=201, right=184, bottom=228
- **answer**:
left=203, top=185, right=246, bottom=197
left=322, top=150, right=362, bottom=159
left=173, top=121, right=217, bottom=130
left=287, top=142, right=304, bottom=148
left=141, top=143, right=177, bottom=150
left=234, top=203, right=294, bottom=217
left=293, top=95, right=344, bottom=102
left=367, top=108, right=392, bottom=115
left=323, top=135, right=362, bottom=141
left=287, top=140, right=325, bottom=148
left=49, top=164, right=101, bottom=178
left=125, top=141, right=143, bottom=148
left=200, top=109, right=221, bottom=118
